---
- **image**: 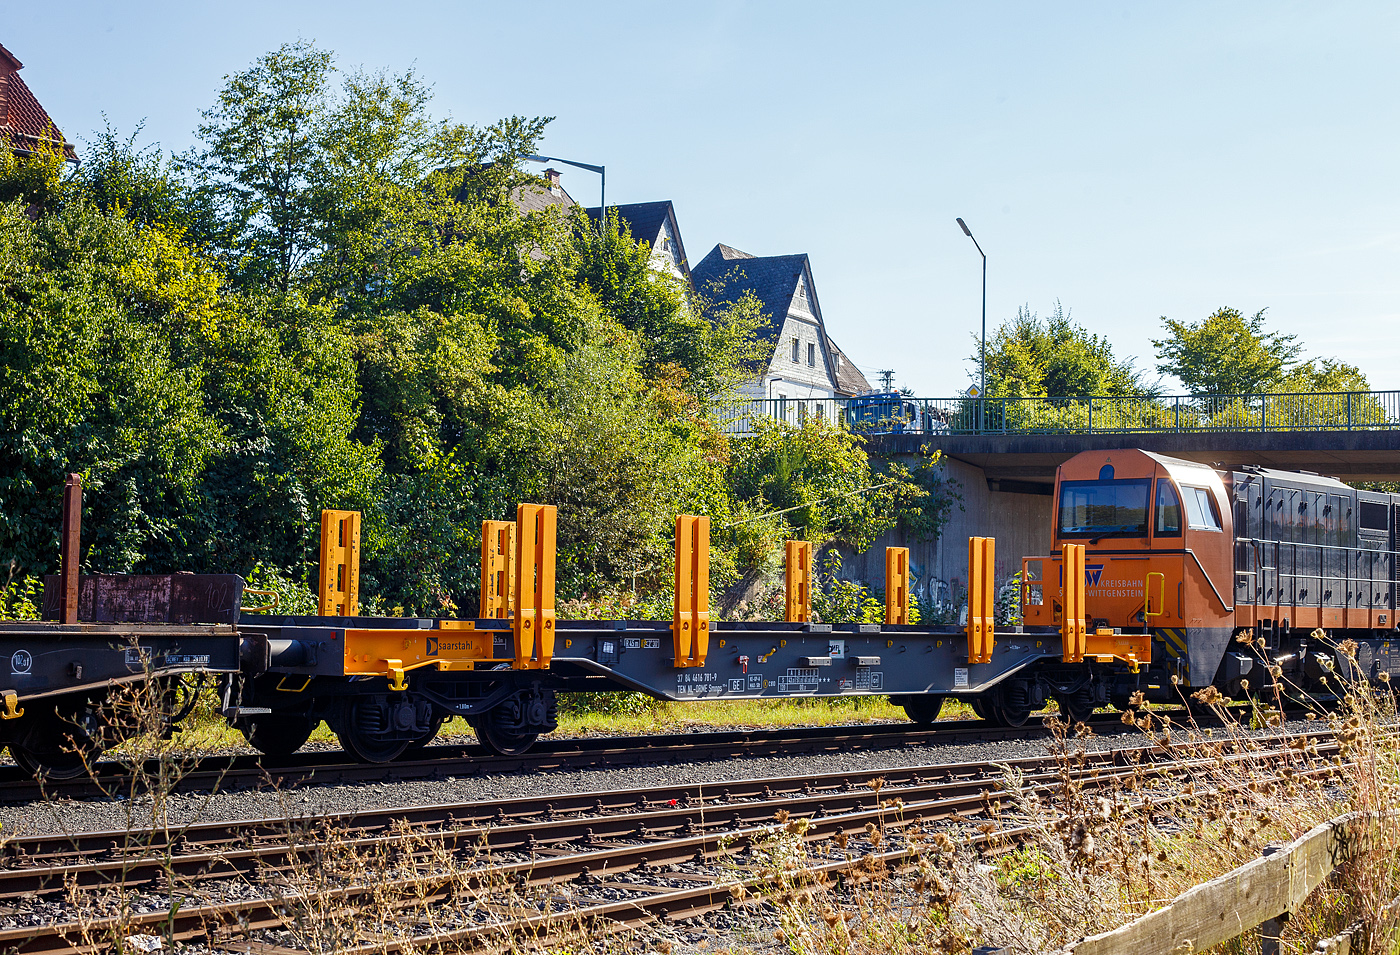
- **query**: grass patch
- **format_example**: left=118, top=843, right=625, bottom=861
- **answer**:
left=168, top=693, right=977, bottom=753
left=550, top=695, right=977, bottom=737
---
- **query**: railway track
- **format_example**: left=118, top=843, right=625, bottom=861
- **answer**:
left=0, top=725, right=1336, bottom=955
left=0, top=710, right=1158, bottom=803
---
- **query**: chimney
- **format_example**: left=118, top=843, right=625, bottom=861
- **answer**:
left=544, top=168, right=561, bottom=195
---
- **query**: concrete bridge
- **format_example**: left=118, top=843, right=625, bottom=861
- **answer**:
left=850, top=427, right=1400, bottom=607
left=809, top=391, right=1400, bottom=612
left=868, top=427, right=1400, bottom=489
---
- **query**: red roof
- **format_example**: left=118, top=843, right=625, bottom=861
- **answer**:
left=0, top=42, right=76, bottom=161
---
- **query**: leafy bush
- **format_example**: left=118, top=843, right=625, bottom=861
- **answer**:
left=243, top=563, right=319, bottom=616
left=0, top=576, right=42, bottom=620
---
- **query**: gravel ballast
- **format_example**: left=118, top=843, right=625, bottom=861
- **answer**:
left=0, top=716, right=1322, bottom=837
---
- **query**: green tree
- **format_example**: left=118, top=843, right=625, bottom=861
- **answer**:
left=1275, top=357, right=1369, bottom=393
left=570, top=209, right=767, bottom=405
left=1153, top=307, right=1303, bottom=395
left=0, top=137, right=70, bottom=210
left=980, top=302, right=1149, bottom=398
left=186, top=40, right=334, bottom=292
left=726, top=417, right=922, bottom=556
left=75, top=122, right=221, bottom=240
left=0, top=40, right=786, bottom=619
left=0, top=151, right=378, bottom=583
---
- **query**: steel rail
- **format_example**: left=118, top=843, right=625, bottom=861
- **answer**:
left=0, top=708, right=1252, bottom=859
left=426, top=758, right=1352, bottom=954
left=335, top=738, right=1352, bottom=955
left=0, top=743, right=1184, bottom=896
left=0, top=729, right=1338, bottom=954
left=0, top=711, right=1145, bottom=803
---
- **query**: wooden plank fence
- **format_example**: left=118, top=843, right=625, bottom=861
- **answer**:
left=1030, top=811, right=1399, bottom=955
left=1311, top=896, right=1400, bottom=955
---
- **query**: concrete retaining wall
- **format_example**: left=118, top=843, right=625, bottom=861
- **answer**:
left=836, top=457, right=1053, bottom=611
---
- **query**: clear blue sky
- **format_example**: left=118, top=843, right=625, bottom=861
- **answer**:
left=7, top=2, right=1398, bottom=395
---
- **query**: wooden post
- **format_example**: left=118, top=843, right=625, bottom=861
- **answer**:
left=59, top=474, right=81, bottom=625
left=1259, top=843, right=1288, bottom=955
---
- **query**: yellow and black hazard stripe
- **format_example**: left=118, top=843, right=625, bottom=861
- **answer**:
left=1156, top=628, right=1190, bottom=682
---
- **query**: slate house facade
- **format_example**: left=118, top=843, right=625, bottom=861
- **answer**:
left=690, top=243, right=870, bottom=405
left=521, top=168, right=871, bottom=407
left=587, top=201, right=690, bottom=284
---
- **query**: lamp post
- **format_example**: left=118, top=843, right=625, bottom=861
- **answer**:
left=524, top=154, right=605, bottom=231
left=956, top=217, right=987, bottom=402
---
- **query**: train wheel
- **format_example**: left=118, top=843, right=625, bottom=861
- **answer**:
left=475, top=722, right=539, bottom=757
left=1054, top=690, right=1095, bottom=725
left=240, top=716, right=317, bottom=756
left=989, top=684, right=1034, bottom=727
left=331, top=700, right=411, bottom=764
left=10, top=742, right=90, bottom=780
left=902, top=695, right=945, bottom=724
left=9, top=702, right=103, bottom=780
left=991, top=697, right=1032, bottom=727
left=969, top=696, right=993, bottom=721
left=400, top=716, right=446, bottom=757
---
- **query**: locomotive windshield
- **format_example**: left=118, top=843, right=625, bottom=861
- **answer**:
left=1058, top=479, right=1151, bottom=537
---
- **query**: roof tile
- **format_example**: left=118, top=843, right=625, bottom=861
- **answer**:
left=0, top=49, right=76, bottom=160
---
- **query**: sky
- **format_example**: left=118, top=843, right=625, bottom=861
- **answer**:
left=6, top=1, right=1399, bottom=396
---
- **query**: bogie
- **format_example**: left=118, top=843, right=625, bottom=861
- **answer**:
left=8, top=699, right=103, bottom=780
left=328, top=695, right=439, bottom=764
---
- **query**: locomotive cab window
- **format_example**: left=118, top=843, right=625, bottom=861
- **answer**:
left=1154, top=480, right=1182, bottom=537
left=1058, top=478, right=1150, bottom=538
left=1181, top=485, right=1222, bottom=531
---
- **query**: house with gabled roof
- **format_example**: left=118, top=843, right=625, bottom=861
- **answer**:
left=587, top=201, right=690, bottom=284
left=0, top=43, right=76, bottom=161
left=691, top=243, right=871, bottom=403
left=515, top=167, right=577, bottom=214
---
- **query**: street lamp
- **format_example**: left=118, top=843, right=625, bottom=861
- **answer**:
left=956, top=217, right=987, bottom=402
left=523, top=154, right=605, bottom=230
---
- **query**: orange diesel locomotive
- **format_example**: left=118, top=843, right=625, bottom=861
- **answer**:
left=1021, top=448, right=1399, bottom=719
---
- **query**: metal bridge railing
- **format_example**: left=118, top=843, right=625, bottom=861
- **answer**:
left=718, top=391, right=1400, bottom=437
